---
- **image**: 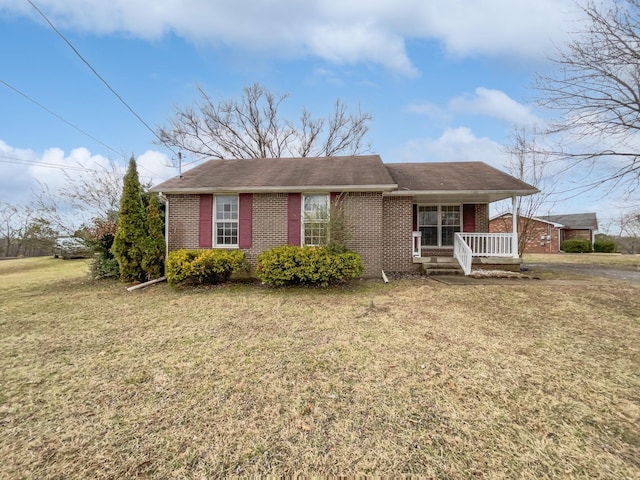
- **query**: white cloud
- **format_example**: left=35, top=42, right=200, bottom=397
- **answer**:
left=0, top=141, right=40, bottom=204
left=0, top=140, right=174, bottom=207
left=397, top=127, right=503, bottom=167
left=3, top=0, right=579, bottom=75
left=449, top=87, right=541, bottom=126
left=137, top=150, right=179, bottom=186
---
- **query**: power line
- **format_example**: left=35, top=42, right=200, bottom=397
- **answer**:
left=1, top=78, right=174, bottom=178
left=0, top=78, right=122, bottom=157
left=0, top=154, right=87, bottom=171
left=0, top=153, right=167, bottom=182
left=26, top=0, right=176, bottom=155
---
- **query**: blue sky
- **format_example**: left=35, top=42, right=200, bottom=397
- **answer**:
left=0, top=0, right=626, bottom=229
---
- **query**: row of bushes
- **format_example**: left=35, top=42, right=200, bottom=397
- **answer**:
left=560, top=239, right=616, bottom=253
left=256, top=245, right=363, bottom=286
left=166, top=245, right=364, bottom=287
left=166, top=249, right=247, bottom=285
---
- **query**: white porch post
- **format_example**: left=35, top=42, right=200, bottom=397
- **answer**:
left=511, top=195, right=519, bottom=258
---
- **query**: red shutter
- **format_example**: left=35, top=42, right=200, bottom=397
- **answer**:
left=288, top=193, right=302, bottom=245
left=330, top=192, right=340, bottom=205
left=199, top=194, right=213, bottom=247
left=412, top=204, right=418, bottom=231
left=238, top=193, right=253, bottom=249
left=463, top=204, right=475, bottom=232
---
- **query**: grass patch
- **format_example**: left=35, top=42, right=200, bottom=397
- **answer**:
left=1, top=258, right=639, bottom=477
left=525, top=253, right=640, bottom=268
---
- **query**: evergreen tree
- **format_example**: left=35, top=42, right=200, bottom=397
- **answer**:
left=112, top=157, right=147, bottom=281
left=141, top=194, right=165, bottom=279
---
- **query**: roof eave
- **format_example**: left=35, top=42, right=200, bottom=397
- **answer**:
left=152, top=184, right=398, bottom=194
left=385, top=188, right=539, bottom=197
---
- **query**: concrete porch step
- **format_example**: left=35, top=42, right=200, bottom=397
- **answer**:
left=415, top=257, right=464, bottom=275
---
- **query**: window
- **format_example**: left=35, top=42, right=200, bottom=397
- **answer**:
left=215, top=195, right=238, bottom=246
left=418, top=206, right=438, bottom=247
left=303, top=194, right=329, bottom=246
left=418, top=205, right=461, bottom=247
left=441, top=205, right=461, bottom=246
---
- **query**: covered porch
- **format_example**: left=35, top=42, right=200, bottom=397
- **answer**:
left=410, top=196, right=522, bottom=275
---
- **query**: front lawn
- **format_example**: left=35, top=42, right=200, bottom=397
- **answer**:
left=1, top=258, right=638, bottom=478
left=524, top=252, right=640, bottom=268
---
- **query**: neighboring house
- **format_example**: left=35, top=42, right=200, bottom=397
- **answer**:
left=489, top=212, right=598, bottom=254
left=151, top=155, right=537, bottom=276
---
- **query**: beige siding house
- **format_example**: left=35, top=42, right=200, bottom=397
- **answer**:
left=151, top=155, right=537, bottom=276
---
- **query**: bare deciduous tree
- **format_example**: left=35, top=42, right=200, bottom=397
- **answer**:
left=535, top=0, right=640, bottom=194
left=156, top=83, right=372, bottom=161
left=497, top=126, right=558, bottom=255
left=0, top=202, right=55, bottom=257
left=33, top=159, right=124, bottom=235
left=608, top=209, right=640, bottom=253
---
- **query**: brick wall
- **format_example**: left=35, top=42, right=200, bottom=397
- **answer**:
left=167, top=191, right=386, bottom=277
left=341, top=192, right=384, bottom=277
left=167, top=195, right=502, bottom=274
left=475, top=204, right=489, bottom=232
left=245, top=193, right=288, bottom=267
left=562, top=229, right=592, bottom=242
left=382, top=196, right=416, bottom=272
left=166, top=194, right=201, bottom=251
left=489, top=215, right=561, bottom=254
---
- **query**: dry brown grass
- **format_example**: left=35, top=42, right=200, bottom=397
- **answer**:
left=1, top=258, right=639, bottom=478
left=524, top=253, right=640, bottom=269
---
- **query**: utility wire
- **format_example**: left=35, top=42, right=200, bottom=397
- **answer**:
left=0, top=154, right=87, bottom=171
left=0, top=153, right=163, bottom=181
left=26, top=0, right=176, bottom=156
left=1, top=78, right=170, bottom=178
left=0, top=78, right=122, bottom=157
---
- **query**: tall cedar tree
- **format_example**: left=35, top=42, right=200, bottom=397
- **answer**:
left=141, top=194, right=165, bottom=279
left=112, top=157, right=147, bottom=281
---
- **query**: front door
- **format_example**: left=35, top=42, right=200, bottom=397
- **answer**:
left=463, top=204, right=475, bottom=233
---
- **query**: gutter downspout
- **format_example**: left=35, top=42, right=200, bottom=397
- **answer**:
left=159, top=192, right=169, bottom=268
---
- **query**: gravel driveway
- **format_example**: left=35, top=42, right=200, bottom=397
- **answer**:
left=524, top=262, right=640, bottom=284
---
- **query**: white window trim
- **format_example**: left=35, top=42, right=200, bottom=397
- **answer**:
left=213, top=194, right=239, bottom=249
left=417, top=204, right=462, bottom=248
left=301, top=193, right=330, bottom=246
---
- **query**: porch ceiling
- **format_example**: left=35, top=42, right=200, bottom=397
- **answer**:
left=402, top=191, right=521, bottom=204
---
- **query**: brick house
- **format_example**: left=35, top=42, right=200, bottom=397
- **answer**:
left=489, top=212, right=598, bottom=254
left=150, top=155, right=537, bottom=276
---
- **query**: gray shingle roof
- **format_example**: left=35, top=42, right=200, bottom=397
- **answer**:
left=150, top=155, right=396, bottom=192
left=151, top=156, right=538, bottom=195
left=538, top=213, right=598, bottom=230
left=385, top=162, right=537, bottom=193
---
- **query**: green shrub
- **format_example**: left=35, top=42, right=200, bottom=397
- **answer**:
left=593, top=239, right=616, bottom=253
left=87, top=232, right=120, bottom=279
left=166, top=249, right=246, bottom=285
left=561, top=239, right=593, bottom=253
left=90, top=255, right=120, bottom=279
left=256, top=245, right=364, bottom=287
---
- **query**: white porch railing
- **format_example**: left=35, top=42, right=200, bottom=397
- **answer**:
left=413, top=231, right=518, bottom=275
left=454, top=234, right=473, bottom=275
left=412, top=231, right=421, bottom=257
left=456, top=232, right=517, bottom=258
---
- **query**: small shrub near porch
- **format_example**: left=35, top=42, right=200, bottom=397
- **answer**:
left=561, top=239, right=593, bottom=253
left=256, top=245, right=364, bottom=287
left=166, top=249, right=246, bottom=285
left=594, top=239, right=616, bottom=253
